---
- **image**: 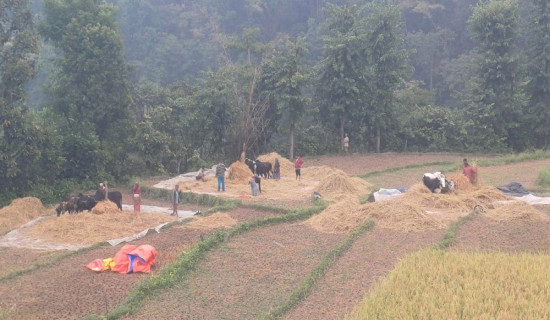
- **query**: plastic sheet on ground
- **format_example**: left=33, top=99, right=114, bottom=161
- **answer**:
left=153, top=165, right=219, bottom=189
left=0, top=216, right=84, bottom=251
left=515, top=194, right=550, bottom=205
left=374, top=188, right=406, bottom=202
left=497, top=182, right=531, bottom=197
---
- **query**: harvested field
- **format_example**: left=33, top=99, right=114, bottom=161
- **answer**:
left=1, top=153, right=550, bottom=319
left=286, top=227, right=445, bottom=320
left=127, top=222, right=346, bottom=320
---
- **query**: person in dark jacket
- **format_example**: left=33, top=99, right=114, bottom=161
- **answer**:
left=216, top=162, right=226, bottom=192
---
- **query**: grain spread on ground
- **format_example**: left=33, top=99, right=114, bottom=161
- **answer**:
left=22, top=210, right=179, bottom=246
left=484, top=201, right=548, bottom=222
left=0, top=197, right=51, bottom=234
left=257, top=152, right=295, bottom=176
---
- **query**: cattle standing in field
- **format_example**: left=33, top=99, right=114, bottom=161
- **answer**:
left=94, top=190, right=123, bottom=211
left=245, top=158, right=272, bottom=179
left=56, top=196, right=79, bottom=216
left=423, top=172, right=454, bottom=194
left=76, top=194, right=97, bottom=212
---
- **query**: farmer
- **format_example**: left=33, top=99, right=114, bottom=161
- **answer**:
left=249, top=176, right=259, bottom=196
left=463, top=158, right=476, bottom=184
left=273, top=158, right=281, bottom=180
left=132, top=181, right=141, bottom=212
left=344, top=133, right=350, bottom=156
left=171, top=184, right=179, bottom=216
left=196, top=167, right=207, bottom=182
left=295, top=155, right=304, bottom=180
left=216, top=162, right=226, bottom=192
left=97, top=183, right=106, bottom=201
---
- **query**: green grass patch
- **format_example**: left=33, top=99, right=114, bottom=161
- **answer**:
left=347, top=250, right=550, bottom=320
left=432, top=211, right=477, bottom=250
left=92, top=202, right=329, bottom=320
left=261, top=219, right=375, bottom=320
left=535, top=164, right=550, bottom=188
left=360, top=161, right=453, bottom=179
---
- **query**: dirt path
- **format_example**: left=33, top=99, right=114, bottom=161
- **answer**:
left=286, top=227, right=445, bottom=320
left=0, top=207, right=282, bottom=319
left=128, top=223, right=346, bottom=320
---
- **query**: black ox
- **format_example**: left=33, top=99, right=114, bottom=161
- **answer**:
left=94, top=190, right=123, bottom=211
left=245, top=158, right=272, bottom=179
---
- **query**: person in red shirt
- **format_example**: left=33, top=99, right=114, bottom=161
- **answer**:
left=295, top=155, right=304, bottom=180
left=463, top=158, right=476, bottom=184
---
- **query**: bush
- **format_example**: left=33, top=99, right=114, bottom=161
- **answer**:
left=535, top=165, right=550, bottom=188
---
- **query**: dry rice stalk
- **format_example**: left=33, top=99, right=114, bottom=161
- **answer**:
left=316, top=170, right=369, bottom=195
left=184, top=213, right=237, bottom=230
left=91, top=200, right=120, bottom=215
left=257, top=152, right=295, bottom=176
left=484, top=201, right=548, bottom=222
left=306, top=197, right=365, bottom=233
left=228, top=161, right=253, bottom=184
left=359, top=200, right=446, bottom=232
left=22, top=210, right=178, bottom=246
left=447, top=173, right=474, bottom=191
left=0, top=197, right=50, bottom=234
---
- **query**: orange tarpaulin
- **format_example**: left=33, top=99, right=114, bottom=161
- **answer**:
left=112, top=244, right=157, bottom=274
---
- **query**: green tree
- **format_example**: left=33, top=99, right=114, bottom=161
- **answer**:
left=0, top=0, right=47, bottom=197
left=262, top=37, right=309, bottom=159
left=315, top=3, right=369, bottom=153
left=525, top=0, right=550, bottom=148
left=365, top=1, right=411, bottom=153
left=40, top=0, right=134, bottom=179
left=465, top=0, right=524, bottom=151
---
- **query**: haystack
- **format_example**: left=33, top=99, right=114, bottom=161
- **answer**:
left=228, top=161, right=253, bottom=184
left=0, top=197, right=50, bottom=234
left=257, top=152, right=295, bottom=176
left=316, top=170, right=370, bottom=195
left=22, top=210, right=178, bottom=246
left=447, top=173, right=474, bottom=191
left=91, top=200, right=120, bottom=215
left=484, top=201, right=548, bottom=222
left=306, top=197, right=364, bottom=233
left=185, top=213, right=237, bottom=230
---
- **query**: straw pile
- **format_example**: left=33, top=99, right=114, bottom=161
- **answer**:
left=228, top=161, right=253, bottom=184
left=484, top=201, right=548, bottom=222
left=185, top=213, right=237, bottom=230
left=447, top=173, right=474, bottom=191
left=308, top=182, right=517, bottom=234
left=0, top=197, right=50, bottom=234
left=316, top=170, right=370, bottom=195
left=91, top=200, right=120, bottom=215
left=257, top=152, right=295, bottom=176
left=22, top=211, right=178, bottom=246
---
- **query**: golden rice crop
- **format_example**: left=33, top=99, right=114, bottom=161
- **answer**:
left=348, top=249, right=550, bottom=320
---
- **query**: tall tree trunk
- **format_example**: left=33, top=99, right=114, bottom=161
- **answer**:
left=289, top=122, right=295, bottom=160
left=376, top=127, right=381, bottom=153
left=242, top=142, right=247, bottom=162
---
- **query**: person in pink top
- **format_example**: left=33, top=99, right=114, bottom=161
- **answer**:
left=295, top=155, right=304, bottom=180
left=463, top=158, right=476, bottom=184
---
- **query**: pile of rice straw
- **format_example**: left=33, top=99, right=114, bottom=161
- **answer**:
left=23, top=210, right=178, bottom=246
left=446, top=173, right=474, bottom=191
left=484, top=201, right=548, bottom=222
left=184, top=213, right=237, bottom=230
left=257, top=152, right=295, bottom=176
left=0, top=197, right=50, bottom=234
left=316, top=169, right=370, bottom=195
left=308, top=182, right=528, bottom=234
left=91, top=200, right=120, bottom=215
left=228, top=161, right=253, bottom=184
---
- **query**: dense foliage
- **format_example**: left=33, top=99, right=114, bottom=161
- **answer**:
left=1, top=0, right=549, bottom=203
